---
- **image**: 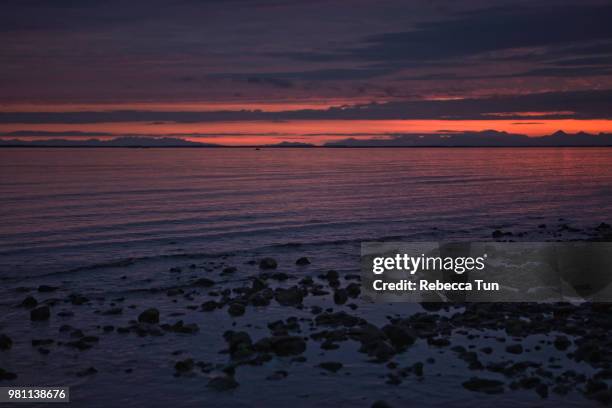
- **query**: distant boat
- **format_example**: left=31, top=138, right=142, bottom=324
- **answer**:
left=255, top=147, right=261, bottom=150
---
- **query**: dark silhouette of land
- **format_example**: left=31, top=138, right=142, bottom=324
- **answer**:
left=1, top=130, right=612, bottom=148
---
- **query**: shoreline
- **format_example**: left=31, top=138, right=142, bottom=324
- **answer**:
left=1, top=222, right=611, bottom=406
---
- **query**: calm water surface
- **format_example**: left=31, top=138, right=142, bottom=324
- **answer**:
left=1, top=147, right=611, bottom=277
left=0, top=147, right=611, bottom=408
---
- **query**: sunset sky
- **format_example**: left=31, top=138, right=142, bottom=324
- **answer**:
left=2, top=0, right=612, bottom=145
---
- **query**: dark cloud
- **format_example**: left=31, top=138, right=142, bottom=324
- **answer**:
left=292, top=4, right=612, bottom=64
left=1, top=0, right=612, bottom=104
left=246, top=77, right=294, bottom=88
left=2, top=130, right=114, bottom=137
left=1, top=89, right=610, bottom=123
left=402, top=66, right=612, bottom=80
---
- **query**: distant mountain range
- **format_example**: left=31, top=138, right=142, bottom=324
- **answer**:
left=324, top=131, right=612, bottom=147
left=0, top=136, right=217, bottom=147
left=1, top=131, right=612, bottom=147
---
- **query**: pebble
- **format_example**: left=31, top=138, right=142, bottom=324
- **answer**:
left=0, top=334, right=12, bottom=350
left=138, top=308, right=160, bottom=324
left=259, top=258, right=278, bottom=270
left=30, top=306, right=50, bottom=321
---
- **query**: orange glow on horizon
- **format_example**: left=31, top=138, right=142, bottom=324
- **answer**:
left=2, top=119, right=612, bottom=145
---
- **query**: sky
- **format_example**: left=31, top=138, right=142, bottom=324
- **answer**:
left=1, top=0, right=612, bottom=145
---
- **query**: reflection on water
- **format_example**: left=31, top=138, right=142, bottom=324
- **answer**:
left=1, top=147, right=611, bottom=276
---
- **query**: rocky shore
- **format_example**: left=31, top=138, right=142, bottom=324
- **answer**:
left=0, top=221, right=611, bottom=407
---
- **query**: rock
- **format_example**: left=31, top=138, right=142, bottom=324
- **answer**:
left=0, top=334, right=12, bottom=350
left=382, top=324, right=415, bottom=350
left=274, top=287, right=304, bottom=306
left=228, top=303, right=245, bottom=317
left=37, top=285, right=58, bottom=293
left=324, top=270, right=339, bottom=281
left=64, top=333, right=98, bottom=350
left=266, top=336, right=306, bottom=356
left=259, top=258, right=278, bottom=270
left=346, top=283, right=361, bottom=298
left=138, top=308, right=160, bottom=324
left=321, top=341, right=339, bottom=350
left=69, top=294, right=89, bottom=305
left=166, top=288, right=183, bottom=297
left=30, top=306, right=50, bottom=321
left=101, top=307, right=122, bottom=315
left=371, top=401, right=392, bottom=408
left=201, top=300, right=219, bottom=311
left=0, top=368, right=18, bottom=380
left=271, top=272, right=289, bottom=281
left=427, top=337, right=450, bottom=347
left=491, top=230, right=512, bottom=239
left=296, top=257, right=310, bottom=266
left=174, top=358, right=194, bottom=373
left=167, top=321, right=199, bottom=334
left=250, top=292, right=272, bottom=307
left=462, top=377, right=505, bottom=394
left=21, top=296, right=38, bottom=308
left=224, top=331, right=254, bottom=359
left=535, top=383, right=549, bottom=398
left=70, top=329, right=84, bottom=338
left=251, top=278, right=267, bottom=292
left=318, top=361, right=342, bottom=373
left=192, top=278, right=215, bottom=287
left=76, top=367, right=97, bottom=377
left=315, top=311, right=364, bottom=328
left=310, top=306, right=323, bottom=315
left=333, top=289, right=348, bottom=305
left=266, top=370, right=288, bottom=380
left=505, top=344, right=523, bottom=354
left=588, top=389, right=612, bottom=404
left=553, top=335, right=571, bottom=351
left=222, top=267, right=237, bottom=274
left=31, top=339, right=53, bottom=346
left=207, top=375, right=238, bottom=391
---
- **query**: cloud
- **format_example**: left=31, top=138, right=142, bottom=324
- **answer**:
left=287, top=4, right=612, bottom=64
left=1, top=89, right=610, bottom=123
left=2, top=130, right=114, bottom=137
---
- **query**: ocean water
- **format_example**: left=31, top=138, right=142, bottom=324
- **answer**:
left=1, top=147, right=611, bottom=278
left=1, top=147, right=611, bottom=407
